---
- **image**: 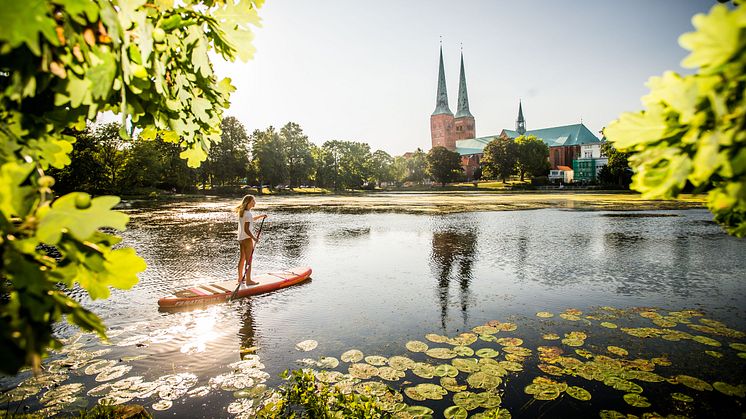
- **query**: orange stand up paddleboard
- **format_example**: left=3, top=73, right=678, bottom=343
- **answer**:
left=158, top=266, right=312, bottom=310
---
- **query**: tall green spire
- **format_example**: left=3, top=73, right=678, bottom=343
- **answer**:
left=432, top=45, right=452, bottom=116
left=455, top=51, right=473, bottom=118
left=516, top=100, right=526, bottom=135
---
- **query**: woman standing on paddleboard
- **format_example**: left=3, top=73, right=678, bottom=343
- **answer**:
left=235, top=195, right=266, bottom=288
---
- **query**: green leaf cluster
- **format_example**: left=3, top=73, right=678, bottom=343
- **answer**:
left=604, top=4, right=746, bottom=236
left=256, top=369, right=388, bottom=418
left=427, top=146, right=463, bottom=186
left=0, top=0, right=262, bottom=374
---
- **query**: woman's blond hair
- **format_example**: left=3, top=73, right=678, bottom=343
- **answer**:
left=235, top=195, right=255, bottom=217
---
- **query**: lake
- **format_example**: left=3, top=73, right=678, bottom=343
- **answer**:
left=2, top=193, right=745, bottom=418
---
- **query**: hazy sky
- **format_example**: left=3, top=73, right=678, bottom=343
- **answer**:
left=213, top=0, right=715, bottom=155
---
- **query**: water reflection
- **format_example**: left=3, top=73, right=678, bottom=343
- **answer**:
left=237, top=298, right=256, bottom=353
left=430, top=227, right=478, bottom=329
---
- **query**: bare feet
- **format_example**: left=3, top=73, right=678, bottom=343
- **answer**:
left=244, top=280, right=259, bottom=286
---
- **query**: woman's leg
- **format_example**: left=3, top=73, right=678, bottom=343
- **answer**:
left=243, top=239, right=258, bottom=285
left=238, top=240, right=248, bottom=283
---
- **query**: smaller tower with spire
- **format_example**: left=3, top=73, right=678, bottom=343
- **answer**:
left=453, top=49, right=475, bottom=141
left=516, top=100, right=526, bottom=135
left=430, top=43, right=456, bottom=150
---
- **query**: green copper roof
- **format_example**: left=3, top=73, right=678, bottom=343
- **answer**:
left=454, top=123, right=601, bottom=155
left=502, top=123, right=601, bottom=147
left=432, top=46, right=453, bottom=116
left=455, top=52, right=473, bottom=119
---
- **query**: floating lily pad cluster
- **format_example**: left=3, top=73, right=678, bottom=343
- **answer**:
left=291, top=320, right=527, bottom=418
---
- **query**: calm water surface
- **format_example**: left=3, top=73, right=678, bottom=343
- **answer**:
left=2, top=196, right=745, bottom=418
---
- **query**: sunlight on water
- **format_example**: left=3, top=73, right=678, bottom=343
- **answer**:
left=1, top=196, right=744, bottom=418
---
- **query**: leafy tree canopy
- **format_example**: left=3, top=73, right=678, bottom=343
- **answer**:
left=605, top=4, right=746, bottom=236
left=0, top=0, right=262, bottom=373
left=515, top=135, right=549, bottom=181
left=481, top=137, right=518, bottom=182
left=427, top=146, right=462, bottom=186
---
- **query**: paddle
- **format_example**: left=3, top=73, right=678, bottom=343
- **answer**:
left=229, top=216, right=267, bottom=301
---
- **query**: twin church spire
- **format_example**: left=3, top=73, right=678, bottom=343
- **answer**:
left=430, top=44, right=475, bottom=151
left=432, top=46, right=472, bottom=118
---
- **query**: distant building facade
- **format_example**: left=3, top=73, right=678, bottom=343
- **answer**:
left=429, top=47, right=603, bottom=181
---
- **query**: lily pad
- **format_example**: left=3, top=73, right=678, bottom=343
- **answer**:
left=341, top=349, right=364, bottom=363
left=84, top=360, right=118, bottom=375
left=348, top=363, right=378, bottom=379
left=151, top=399, right=173, bottom=411
left=472, top=325, right=499, bottom=335
left=452, top=358, right=480, bottom=373
left=542, top=333, right=560, bottom=340
left=693, top=335, right=721, bottom=347
left=316, top=370, right=344, bottom=383
left=675, top=374, right=713, bottom=391
left=187, top=386, right=211, bottom=397
left=444, top=405, right=468, bottom=419
left=365, top=355, right=388, bottom=366
left=559, top=314, right=582, bottom=321
left=412, top=362, right=436, bottom=379
left=471, top=407, right=512, bottom=419
left=622, top=393, right=651, bottom=408
left=453, top=391, right=483, bottom=410
left=426, top=347, right=458, bottom=359
left=227, top=398, right=253, bottom=414
left=425, top=333, right=449, bottom=343
left=440, top=377, right=467, bottom=392
left=467, top=372, right=502, bottom=390
left=537, top=364, right=564, bottom=376
left=389, top=356, right=416, bottom=371
left=496, top=337, right=523, bottom=347
left=295, top=340, right=318, bottom=351
left=378, top=367, right=406, bottom=381
left=406, top=341, right=429, bottom=353
left=499, top=361, right=523, bottom=372
left=671, top=392, right=693, bottom=402
left=354, top=381, right=390, bottom=397
left=95, top=365, right=132, bottom=382
left=87, top=383, right=112, bottom=397
left=434, top=364, right=459, bottom=378
left=319, top=356, right=340, bottom=369
left=730, top=342, right=746, bottom=351
left=453, top=346, right=474, bottom=356
left=705, top=350, right=723, bottom=358
left=447, top=333, right=478, bottom=346
left=600, top=321, right=618, bottom=329
left=607, top=346, right=628, bottom=357
left=713, top=381, right=746, bottom=397
left=536, top=311, right=554, bottom=318
left=503, top=346, right=532, bottom=356
left=413, top=383, right=447, bottom=400
left=476, top=348, right=500, bottom=358
left=565, top=385, right=591, bottom=401
left=599, top=410, right=627, bottom=419
left=404, top=386, right=426, bottom=402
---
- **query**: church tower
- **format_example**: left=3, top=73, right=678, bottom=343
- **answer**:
left=516, top=100, right=526, bottom=135
left=453, top=51, right=475, bottom=141
left=430, top=45, right=455, bottom=150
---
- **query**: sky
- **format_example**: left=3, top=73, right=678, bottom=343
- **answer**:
left=213, top=0, right=716, bottom=156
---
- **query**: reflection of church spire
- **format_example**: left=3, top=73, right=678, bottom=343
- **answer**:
left=433, top=45, right=453, bottom=116
left=455, top=51, right=473, bottom=118
left=516, top=100, right=526, bottom=135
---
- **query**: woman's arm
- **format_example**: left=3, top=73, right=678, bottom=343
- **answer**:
left=253, top=214, right=267, bottom=221
left=244, top=221, right=258, bottom=241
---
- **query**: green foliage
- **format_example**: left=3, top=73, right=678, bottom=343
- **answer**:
left=604, top=4, right=746, bottom=236
left=0, top=0, right=262, bottom=374
left=481, top=137, right=518, bottom=182
left=368, top=150, right=394, bottom=187
left=315, top=140, right=372, bottom=190
left=515, top=135, right=550, bottom=181
left=281, top=122, right=314, bottom=187
left=252, top=126, right=287, bottom=188
left=199, top=116, right=250, bottom=188
left=406, top=149, right=428, bottom=184
left=598, top=141, right=632, bottom=187
left=256, top=369, right=388, bottom=418
left=427, top=146, right=462, bottom=186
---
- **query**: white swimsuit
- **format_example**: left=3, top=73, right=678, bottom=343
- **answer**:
left=237, top=210, right=256, bottom=241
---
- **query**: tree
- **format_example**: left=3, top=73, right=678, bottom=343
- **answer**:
left=0, top=0, right=262, bottom=374
left=427, top=146, right=463, bottom=186
left=598, top=141, right=632, bottom=187
left=201, top=116, right=250, bottom=187
left=281, top=122, right=313, bottom=187
left=605, top=4, right=746, bottom=237
left=481, top=137, right=518, bottom=182
left=368, top=150, right=394, bottom=187
left=315, top=140, right=371, bottom=190
left=49, top=128, right=102, bottom=194
left=92, top=123, right=128, bottom=192
left=515, top=135, right=549, bottom=181
left=252, top=127, right=287, bottom=188
left=390, top=156, right=410, bottom=185
left=407, top=149, right=428, bottom=184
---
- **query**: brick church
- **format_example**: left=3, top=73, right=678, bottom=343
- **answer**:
left=430, top=47, right=602, bottom=179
